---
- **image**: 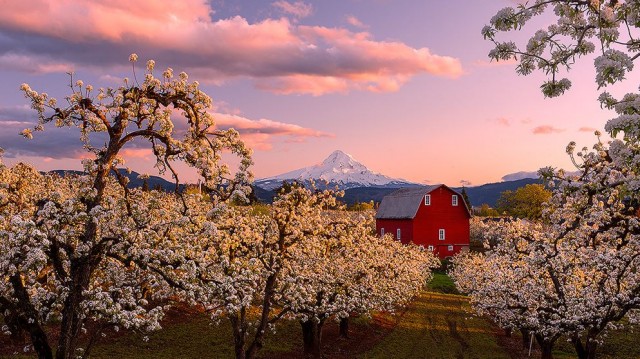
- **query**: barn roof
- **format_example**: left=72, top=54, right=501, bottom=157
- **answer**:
left=375, top=185, right=441, bottom=219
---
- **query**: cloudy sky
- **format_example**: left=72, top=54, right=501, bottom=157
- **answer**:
left=0, top=0, right=635, bottom=186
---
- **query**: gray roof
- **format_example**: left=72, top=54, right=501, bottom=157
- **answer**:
left=375, top=185, right=441, bottom=219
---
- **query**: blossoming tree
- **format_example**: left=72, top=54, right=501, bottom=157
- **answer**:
left=1, top=55, right=252, bottom=359
left=180, top=185, right=333, bottom=359
left=282, top=211, right=438, bottom=357
left=451, top=3, right=640, bottom=358
left=483, top=0, right=638, bottom=98
left=179, top=184, right=438, bottom=359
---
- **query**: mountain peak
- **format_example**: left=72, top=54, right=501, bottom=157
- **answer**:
left=255, top=150, right=415, bottom=190
left=322, top=150, right=354, bottom=165
left=320, top=150, right=367, bottom=174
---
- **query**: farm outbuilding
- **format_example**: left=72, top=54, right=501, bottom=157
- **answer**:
left=375, top=185, right=471, bottom=259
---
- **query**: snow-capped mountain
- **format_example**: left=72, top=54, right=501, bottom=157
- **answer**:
left=255, top=150, right=417, bottom=190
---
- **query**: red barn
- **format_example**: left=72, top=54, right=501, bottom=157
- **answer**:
left=375, top=185, right=470, bottom=259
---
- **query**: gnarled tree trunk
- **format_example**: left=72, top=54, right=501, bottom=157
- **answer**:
left=230, top=310, right=248, bottom=359
left=339, top=317, right=349, bottom=338
left=300, top=318, right=325, bottom=358
left=535, top=334, right=556, bottom=359
left=572, top=336, right=598, bottom=359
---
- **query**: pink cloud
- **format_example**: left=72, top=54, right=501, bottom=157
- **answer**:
left=120, top=148, right=153, bottom=159
left=0, top=0, right=462, bottom=95
left=272, top=1, right=313, bottom=18
left=578, top=126, right=598, bottom=133
left=0, top=53, right=74, bottom=74
left=346, top=15, right=368, bottom=29
left=494, top=117, right=510, bottom=127
left=533, top=125, right=564, bottom=134
left=255, top=75, right=351, bottom=95
left=213, top=113, right=334, bottom=150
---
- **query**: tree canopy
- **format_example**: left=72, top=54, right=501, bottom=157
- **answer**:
left=496, top=183, right=551, bottom=220
left=452, top=2, right=640, bottom=359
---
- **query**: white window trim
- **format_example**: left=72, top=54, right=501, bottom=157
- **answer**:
left=427, top=245, right=434, bottom=251
left=380, top=228, right=385, bottom=237
left=439, top=229, right=445, bottom=240
left=396, top=228, right=401, bottom=240
left=424, top=194, right=431, bottom=206
left=448, top=245, right=454, bottom=251
left=452, top=195, right=458, bottom=206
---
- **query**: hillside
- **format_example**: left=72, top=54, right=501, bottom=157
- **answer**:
left=256, top=178, right=542, bottom=207
left=458, top=177, right=542, bottom=207
left=49, top=169, right=184, bottom=192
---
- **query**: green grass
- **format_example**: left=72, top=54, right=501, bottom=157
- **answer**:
left=427, top=272, right=460, bottom=295
left=537, top=322, right=640, bottom=359
left=361, top=291, right=510, bottom=359
left=87, top=313, right=302, bottom=359
left=90, top=315, right=235, bottom=359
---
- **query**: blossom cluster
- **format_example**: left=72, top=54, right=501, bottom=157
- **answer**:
left=484, top=0, right=634, bottom=99
left=452, top=135, right=640, bottom=357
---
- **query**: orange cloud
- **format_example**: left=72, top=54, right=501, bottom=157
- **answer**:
left=0, top=0, right=462, bottom=95
left=214, top=113, right=334, bottom=150
left=533, top=125, right=564, bottom=134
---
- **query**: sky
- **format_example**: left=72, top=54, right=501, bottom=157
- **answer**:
left=0, top=0, right=636, bottom=186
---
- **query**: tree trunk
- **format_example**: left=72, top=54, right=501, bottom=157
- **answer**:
left=339, top=317, right=349, bottom=338
left=573, top=337, right=598, bottom=359
left=300, top=319, right=325, bottom=358
left=520, top=328, right=530, bottom=349
left=540, top=344, right=553, bottom=359
left=245, top=274, right=278, bottom=359
left=230, top=313, right=247, bottom=359
left=56, top=260, right=93, bottom=359
left=535, top=335, right=555, bottom=359
left=9, top=274, right=53, bottom=359
left=4, top=309, right=25, bottom=343
left=586, top=341, right=597, bottom=359
left=503, top=328, right=512, bottom=338
left=56, top=178, right=109, bottom=359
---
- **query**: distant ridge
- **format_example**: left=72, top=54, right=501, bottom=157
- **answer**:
left=454, top=178, right=542, bottom=207
left=338, top=177, right=542, bottom=207
left=253, top=150, right=542, bottom=206
left=49, top=169, right=183, bottom=192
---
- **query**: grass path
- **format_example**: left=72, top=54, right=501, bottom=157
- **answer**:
left=362, top=291, right=510, bottom=359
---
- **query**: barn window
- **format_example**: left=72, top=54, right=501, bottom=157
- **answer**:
left=396, top=229, right=401, bottom=240
left=380, top=228, right=385, bottom=237
left=439, top=229, right=445, bottom=240
left=452, top=195, right=458, bottom=206
left=424, top=194, right=431, bottom=205
left=428, top=245, right=434, bottom=251
left=448, top=245, right=454, bottom=251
